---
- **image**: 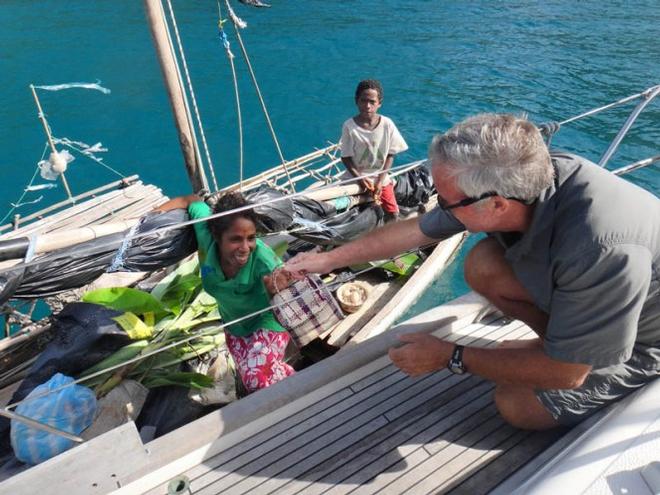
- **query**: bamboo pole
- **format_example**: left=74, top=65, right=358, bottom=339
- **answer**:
left=143, top=0, right=208, bottom=193
left=29, top=85, right=74, bottom=201
left=0, top=176, right=140, bottom=234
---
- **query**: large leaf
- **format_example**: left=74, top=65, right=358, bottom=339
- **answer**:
left=151, top=258, right=202, bottom=314
left=113, top=312, right=154, bottom=340
left=173, top=290, right=218, bottom=329
left=78, top=339, right=150, bottom=386
left=82, top=287, right=168, bottom=318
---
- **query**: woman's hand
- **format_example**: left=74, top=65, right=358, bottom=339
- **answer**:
left=263, top=268, right=294, bottom=295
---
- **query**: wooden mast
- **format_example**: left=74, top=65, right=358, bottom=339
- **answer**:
left=143, top=0, right=209, bottom=193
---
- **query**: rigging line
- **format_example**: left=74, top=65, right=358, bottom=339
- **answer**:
left=164, top=0, right=219, bottom=192
left=0, top=160, right=426, bottom=276
left=0, top=144, right=48, bottom=226
left=224, top=0, right=296, bottom=193
left=559, top=84, right=660, bottom=126
left=3, top=242, right=437, bottom=411
left=55, top=139, right=125, bottom=179
left=217, top=1, right=245, bottom=192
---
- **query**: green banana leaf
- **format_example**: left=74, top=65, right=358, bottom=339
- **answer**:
left=82, top=287, right=168, bottom=319
left=380, top=253, right=420, bottom=276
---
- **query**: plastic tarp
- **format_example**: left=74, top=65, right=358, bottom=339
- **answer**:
left=394, top=163, right=435, bottom=208
left=0, top=209, right=197, bottom=305
left=291, top=205, right=383, bottom=246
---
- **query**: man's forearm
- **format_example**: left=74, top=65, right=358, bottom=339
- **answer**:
left=390, top=334, right=593, bottom=390
left=326, top=217, right=437, bottom=270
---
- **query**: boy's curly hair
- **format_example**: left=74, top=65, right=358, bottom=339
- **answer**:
left=207, top=192, right=258, bottom=241
left=355, top=79, right=383, bottom=101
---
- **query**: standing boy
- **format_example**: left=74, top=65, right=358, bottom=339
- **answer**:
left=340, top=79, right=408, bottom=221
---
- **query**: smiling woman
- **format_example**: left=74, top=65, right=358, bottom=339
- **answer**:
left=156, top=192, right=296, bottom=393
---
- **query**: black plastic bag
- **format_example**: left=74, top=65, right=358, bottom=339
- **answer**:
left=292, top=205, right=383, bottom=246
left=292, top=196, right=336, bottom=221
left=0, top=209, right=196, bottom=304
left=394, top=165, right=435, bottom=208
left=246, top=188, right=295, bottom=232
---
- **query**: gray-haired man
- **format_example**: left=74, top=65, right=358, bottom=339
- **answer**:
left=286, top=113, right=659, bottom=430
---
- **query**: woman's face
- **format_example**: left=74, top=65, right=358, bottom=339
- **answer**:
left=218, top=217, right=257, bottom=273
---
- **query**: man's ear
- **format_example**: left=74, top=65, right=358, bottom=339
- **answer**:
left=491, top=196, right=510, bottom=213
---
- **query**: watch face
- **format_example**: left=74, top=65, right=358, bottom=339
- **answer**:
left=448, top=360, right=465, bottom=375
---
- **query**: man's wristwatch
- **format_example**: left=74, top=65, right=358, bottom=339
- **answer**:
left=447, top=344, right=466, bottom=375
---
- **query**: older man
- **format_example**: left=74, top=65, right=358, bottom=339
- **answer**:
left=286, top=113, right=659, bottom=430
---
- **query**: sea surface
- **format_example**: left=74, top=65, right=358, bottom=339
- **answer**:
left=1, top=1, right=658, bottom=319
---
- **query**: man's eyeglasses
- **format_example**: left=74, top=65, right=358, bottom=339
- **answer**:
left=439, top=191, right=529, bottom=211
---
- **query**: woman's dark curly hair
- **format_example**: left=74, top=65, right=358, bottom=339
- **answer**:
left=207, top=192, right=259, bottom=241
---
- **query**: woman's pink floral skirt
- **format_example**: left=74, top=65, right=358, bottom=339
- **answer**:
left=225, top=328, right=295, bottom=393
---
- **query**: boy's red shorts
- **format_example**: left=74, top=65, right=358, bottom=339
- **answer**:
left=379, top=183, right=399, bottom=214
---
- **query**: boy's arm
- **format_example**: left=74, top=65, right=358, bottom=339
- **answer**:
left=376, top=154, right=395, bottom=190
left=342, top=156, right=374, bottom=190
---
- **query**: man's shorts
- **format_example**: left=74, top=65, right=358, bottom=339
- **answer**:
left=535, top=349, right=658, bottom=426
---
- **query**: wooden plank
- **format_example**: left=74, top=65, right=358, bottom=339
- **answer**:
left=217, top=416, right=392, bottom=495
left=189, top=370, right=441, bottom=492
left=327, top=401, right=501, bottom=495
left=346, top=312, right=516, bottom=395
left=324, top=278, right=397, bottom=345
left=279, top=380, right=494, bottom=495
left=373, top=413, right=509, bottom=495
left=301, top=323, right=532, bottom=495
left=51, top=184, right=159, bottom=229
left=417, top=424, right=524, bottom=494
left=346, top=233, right=466, bottom=346
left=447, top=429, right=562, bottom=495
left=181, top=387, right=356, bottom=484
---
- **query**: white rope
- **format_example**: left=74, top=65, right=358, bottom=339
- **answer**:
left=0, top=144, right=49, bottom=225
left=164, top=0, right=219, bottom=192
left=224, top=0, right=296, bottom=192
left=53, top=138, right=125, bottom=179
left=217, top=2, right=245, bottom=191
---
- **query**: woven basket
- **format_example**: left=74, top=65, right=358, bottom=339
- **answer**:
left=336, top=281, right=370, bottom=314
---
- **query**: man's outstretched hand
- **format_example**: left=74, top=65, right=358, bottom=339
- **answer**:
left=285, top=249, right=334, bottom=279
left=388, top=333, right=453, bottom=376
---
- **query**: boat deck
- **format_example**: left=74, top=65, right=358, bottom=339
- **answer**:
left=2, top=292, right=649, bottom=494
left=139, top=297, right=571, bottom=495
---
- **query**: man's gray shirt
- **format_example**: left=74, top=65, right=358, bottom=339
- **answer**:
left=420, top=153, right=660, bottom=369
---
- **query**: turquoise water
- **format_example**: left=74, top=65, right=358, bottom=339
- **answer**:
left=1, top=1, right=658, bottom=316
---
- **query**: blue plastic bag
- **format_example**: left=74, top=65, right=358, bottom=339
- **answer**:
left=10, top=373, right=97, bottom=465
